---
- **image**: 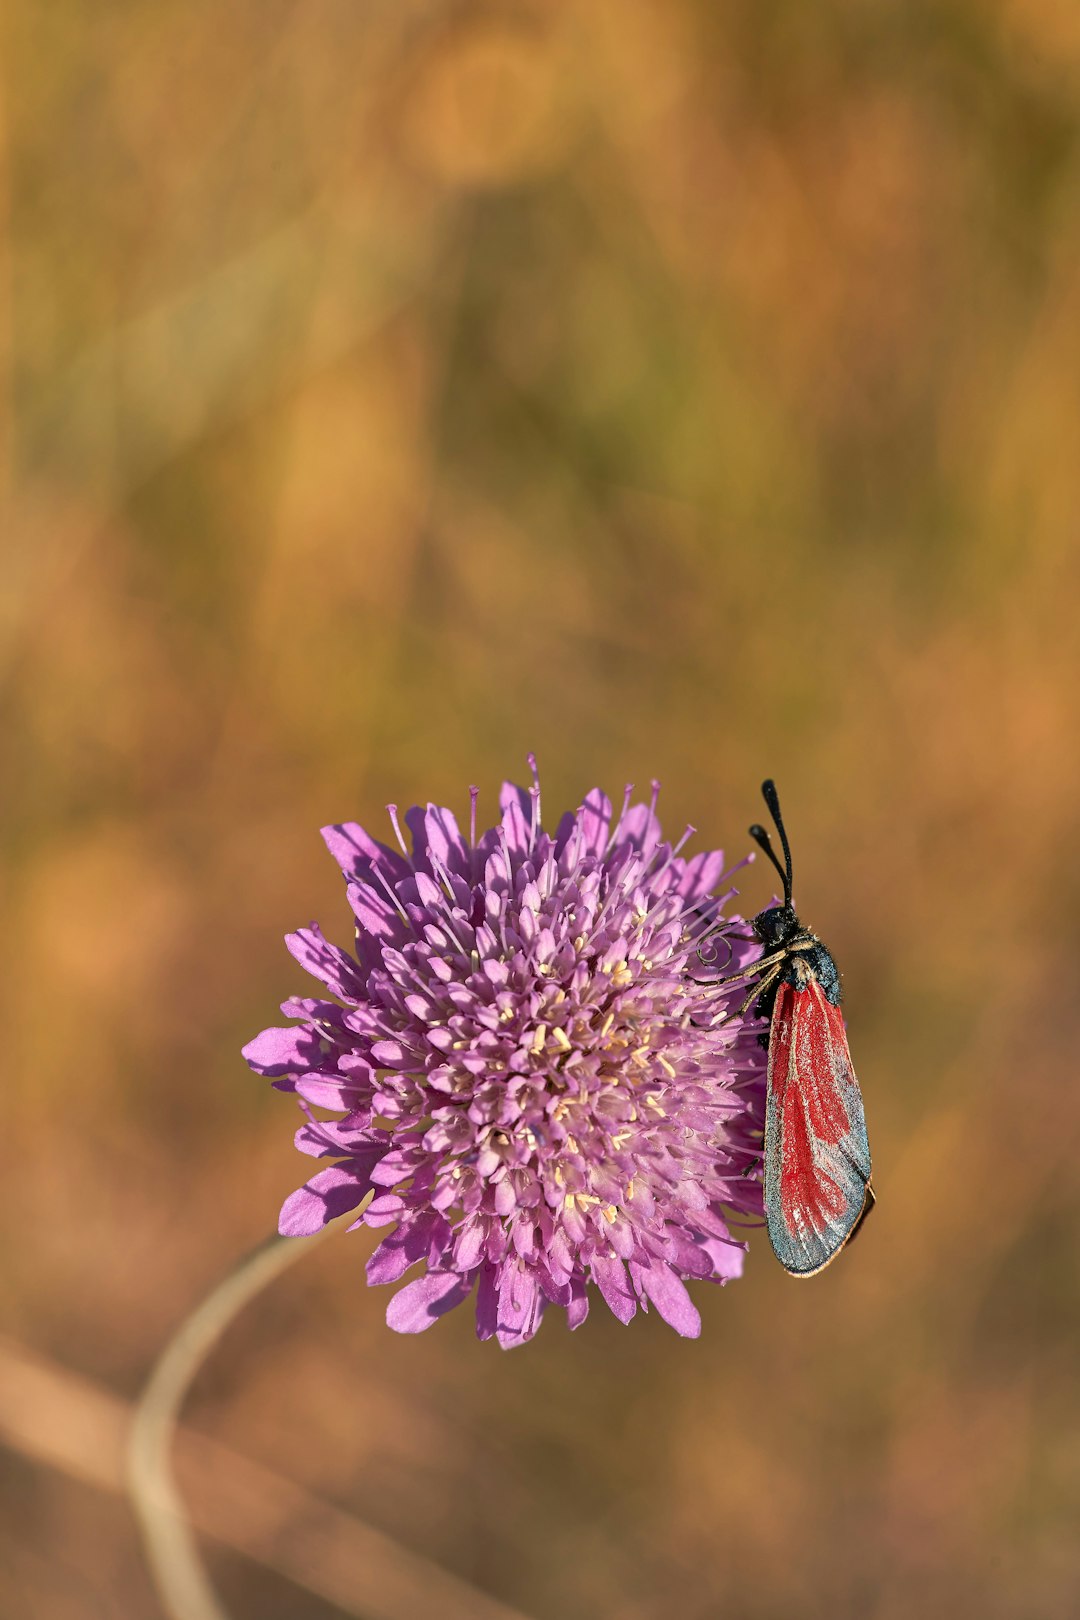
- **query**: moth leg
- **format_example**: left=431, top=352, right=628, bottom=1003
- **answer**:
left=696, top=933, right=818, bottom=982
left=697, top=946, right=789, bottom=985
left=710, top=962, right=782, bottom=1025
left=736, top=963, right=782, bottom=1018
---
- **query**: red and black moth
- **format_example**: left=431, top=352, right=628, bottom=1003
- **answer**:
left=712, top=781, right=874, bottom=1276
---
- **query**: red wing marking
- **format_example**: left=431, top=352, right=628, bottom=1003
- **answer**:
left=764, top=977, right=872, bottom=1276
left=779, top=1087, right=846, bottom=1236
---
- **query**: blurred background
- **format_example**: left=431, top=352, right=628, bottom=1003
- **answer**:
left=2, top=2, right=1079, bottom=1616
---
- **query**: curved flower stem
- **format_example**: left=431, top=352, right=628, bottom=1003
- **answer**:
left=127, top=1231, right=324, bottom=1620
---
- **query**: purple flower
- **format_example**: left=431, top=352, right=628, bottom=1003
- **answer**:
left=244, top=763, right=766, bottom=1347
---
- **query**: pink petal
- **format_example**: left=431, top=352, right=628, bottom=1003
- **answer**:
left=367, top=1218, right=437, bottom=1285
left=288, top=1073, right=369, bottom=1109
left=498, top=781, right=532, bottom=824
left=551, top=809, right=578, bottom=855
left=346, top=882, right=404, bottom=942
left=321, top=822, right=409, bottom=882
left=697, top=1233, right=747, bottom=1282
left=500, top=793, right=532, bottom=856
left=370, top=1038, right=412, bottom=1067
left=454, top=1222, right=485, bottom=1271
left=616, top=802, right=662, bottom=859
left=386, top=1271, right=472, bottom=1334
left=242, top=1026, right=326, bottom=1077
left=278, top=1167, right=370, bottom=1236
left=566, top=1276, right=589, bottom=1330
left=405, top=803, right=470, bottom=877
left=640, top=1260, right=701, bottom=1339
left=577, top=789, right=612, bottom=856
left=496, top=1265, right=544, bottom=1348
left=408, top=871, right=442, bottom=910
left=475, top=1263, right=500, bottom=1341
left=364, top=1193, right=407, bottom=1226
left=676, top=848, right=726, bottom=902
left=665, top=1229, right=716, bottom=1279
left=285, top=925, right=364, bottom=998
left=294, top=1120, right=380, bottom=1160
left=591, top=1254, right=637, bottom=1324
left=368, top=1149, right=417, bottom=1187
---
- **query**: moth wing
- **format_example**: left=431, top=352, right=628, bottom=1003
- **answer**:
left=763, top=977, right=873, bottom=1276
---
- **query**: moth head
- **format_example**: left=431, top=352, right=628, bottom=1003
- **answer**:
left=752, top=903, right=800, bottom=949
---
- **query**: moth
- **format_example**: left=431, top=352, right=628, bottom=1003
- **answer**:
left=712, top=781, right=874, bottom=1276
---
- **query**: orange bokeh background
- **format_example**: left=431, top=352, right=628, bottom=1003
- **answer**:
left=3, top=4, right=1079, bottom=1617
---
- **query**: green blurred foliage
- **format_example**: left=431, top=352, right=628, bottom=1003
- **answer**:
left=2, top=2, right=1079, bottom=1616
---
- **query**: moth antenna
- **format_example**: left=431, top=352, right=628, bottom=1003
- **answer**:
left=759, top=777, right=794, bottom=906
left=748, top=823, right=789, bottom=895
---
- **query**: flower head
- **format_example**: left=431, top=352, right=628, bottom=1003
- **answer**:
left=244, top=763, right=766, bottom=1347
